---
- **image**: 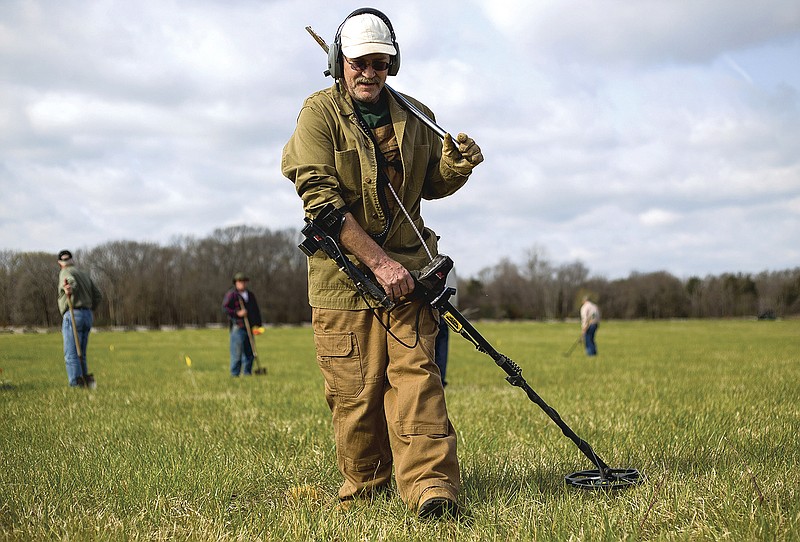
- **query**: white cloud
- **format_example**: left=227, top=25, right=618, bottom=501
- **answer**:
left=1, top=0, right=799, bottom=279
left=639, top=209, right=681, bottom=227
left=482, top=0, right=800, bottom=67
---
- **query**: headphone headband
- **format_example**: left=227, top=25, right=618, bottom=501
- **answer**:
left=327, top=7, right=401, bottom=79
left=338, top=8, right=396, bottom=41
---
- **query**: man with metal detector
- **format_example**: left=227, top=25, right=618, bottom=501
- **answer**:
left=57, top=250, right=102, bottom=388
left=222, top=272, right=264, bottom=376
left=282, top=8, right=483, bottom=518
left=580, top=296, right=600, bottom=356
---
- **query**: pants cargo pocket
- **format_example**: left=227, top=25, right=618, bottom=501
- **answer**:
left=314, top=331, right=365, bottom=398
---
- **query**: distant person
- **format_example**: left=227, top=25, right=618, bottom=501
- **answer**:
left=580, top=296, right=600, bottom=356
left=57, top=250, right=102, bottom=387
left=434, top=267, right=458, bottom=387
left=222, top=272, right=263, bottom=376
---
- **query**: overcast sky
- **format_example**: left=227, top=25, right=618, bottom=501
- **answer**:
left=2, top=0, right=799, bottom=279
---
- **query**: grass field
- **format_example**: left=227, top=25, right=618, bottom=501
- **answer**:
left=1, top=319, right=799, bottom=541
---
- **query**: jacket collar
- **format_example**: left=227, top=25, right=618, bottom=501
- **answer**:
left=331, top=82, right=407, bottom=128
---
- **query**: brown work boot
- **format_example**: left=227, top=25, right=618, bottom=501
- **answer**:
left=418, top=496, right=457, bottom=519
left=417, top=490, right=458, bottom=519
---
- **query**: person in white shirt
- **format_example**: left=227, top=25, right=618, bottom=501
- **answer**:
left=580, top=296, right=600, bottom=356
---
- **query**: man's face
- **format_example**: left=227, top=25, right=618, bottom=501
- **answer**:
left=235, top=279, right=248, bottom=292
left=341, top=53, right=391, bottom=104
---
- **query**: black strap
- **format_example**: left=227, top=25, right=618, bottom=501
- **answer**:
left=352, top=105, right=394, bottom=246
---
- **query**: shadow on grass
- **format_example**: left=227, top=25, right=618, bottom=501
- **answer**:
left=0, top=380, right=40, bottom=392
left=461, top=459, right=565, bottom=502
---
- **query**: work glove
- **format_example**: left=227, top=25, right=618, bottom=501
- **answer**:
left=442, top=132, right=484, bottom=175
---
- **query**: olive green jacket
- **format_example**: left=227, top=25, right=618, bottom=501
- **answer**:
left=282, top=83, right=473, bottom=309
left=58, top=265, right=102, bottom=315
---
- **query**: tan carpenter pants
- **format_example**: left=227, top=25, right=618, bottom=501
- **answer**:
left=312, top=302, right=460, bottom=508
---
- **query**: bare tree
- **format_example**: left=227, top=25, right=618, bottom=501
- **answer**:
left=554, top=261, right=590, bottom=319
left=522, top=246, right=556, bottom=319
left=8, top=252, right=61, bottom=327
left=0, top=251, right=13, bottom=326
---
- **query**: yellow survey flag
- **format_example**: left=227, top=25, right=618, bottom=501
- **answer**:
left=185, top=355, right=192, bottom=367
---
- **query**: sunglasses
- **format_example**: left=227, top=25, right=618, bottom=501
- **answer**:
left=344, top=58, right=392, bottom=72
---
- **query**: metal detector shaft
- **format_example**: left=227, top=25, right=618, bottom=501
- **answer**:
left=384, top=86, right=446, bottom=139
left=305, top=26, right=447, bottom=140
left=65, top=280, right=82, bottom=359
left=564, top=335, right=582, bottom=357
left=238, top=298, right=258, bottom=360
left=239, top=299, right=267, bottom=374
left=436, top=299, right=612, bottom=475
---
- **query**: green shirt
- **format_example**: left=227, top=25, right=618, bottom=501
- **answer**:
left=355, top=93, right=391, bottom=129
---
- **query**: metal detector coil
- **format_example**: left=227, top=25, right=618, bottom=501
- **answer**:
left=565, top=468, right=643, bottom=490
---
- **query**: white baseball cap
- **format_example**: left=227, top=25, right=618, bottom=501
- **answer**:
left=340, top=13, right=396, bottom=59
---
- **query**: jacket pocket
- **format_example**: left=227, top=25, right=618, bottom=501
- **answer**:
left=334, top=148, right=362, bottom=205
left=314, top=331, right=365, bottom=398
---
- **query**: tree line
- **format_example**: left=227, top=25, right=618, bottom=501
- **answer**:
left=1, top=229, right=798, bottom=328
left=0, top=226, right=309, bottom=329
left=458, top=249, right=800, bottom=320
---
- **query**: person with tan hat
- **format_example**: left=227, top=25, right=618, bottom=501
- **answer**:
left=57, top=250, right=102, bottom=387
left=222, top=272, right=263, bottom=376
left=283, top=8, right=483, bottom=518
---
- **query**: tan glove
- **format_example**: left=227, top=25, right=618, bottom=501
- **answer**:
left=442, top=132, right=484, bottom=175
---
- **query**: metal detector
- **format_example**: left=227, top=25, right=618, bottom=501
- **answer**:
left=299, top=27, right=642, bottom=489
left=299, top=208, right=643, bottom=490
left=404, top=254, right=641, bottom=490
left=563, top=335, right=583, bottom=358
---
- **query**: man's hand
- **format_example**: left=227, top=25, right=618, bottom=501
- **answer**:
left=237, top=308, right=247, bottom=317
left=373, top=258, right=415, bottom=301
left=338, top=211, right=416, bottom=302
left=63, top=279, right=72, bottom=297
left=443, top=132, right=484, bottom=173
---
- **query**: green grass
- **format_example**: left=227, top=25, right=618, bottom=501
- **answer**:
left=1, top=320, right=799, bottom=541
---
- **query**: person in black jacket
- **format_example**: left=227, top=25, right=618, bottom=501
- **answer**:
left=222, top=272, right=263, bottom=376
